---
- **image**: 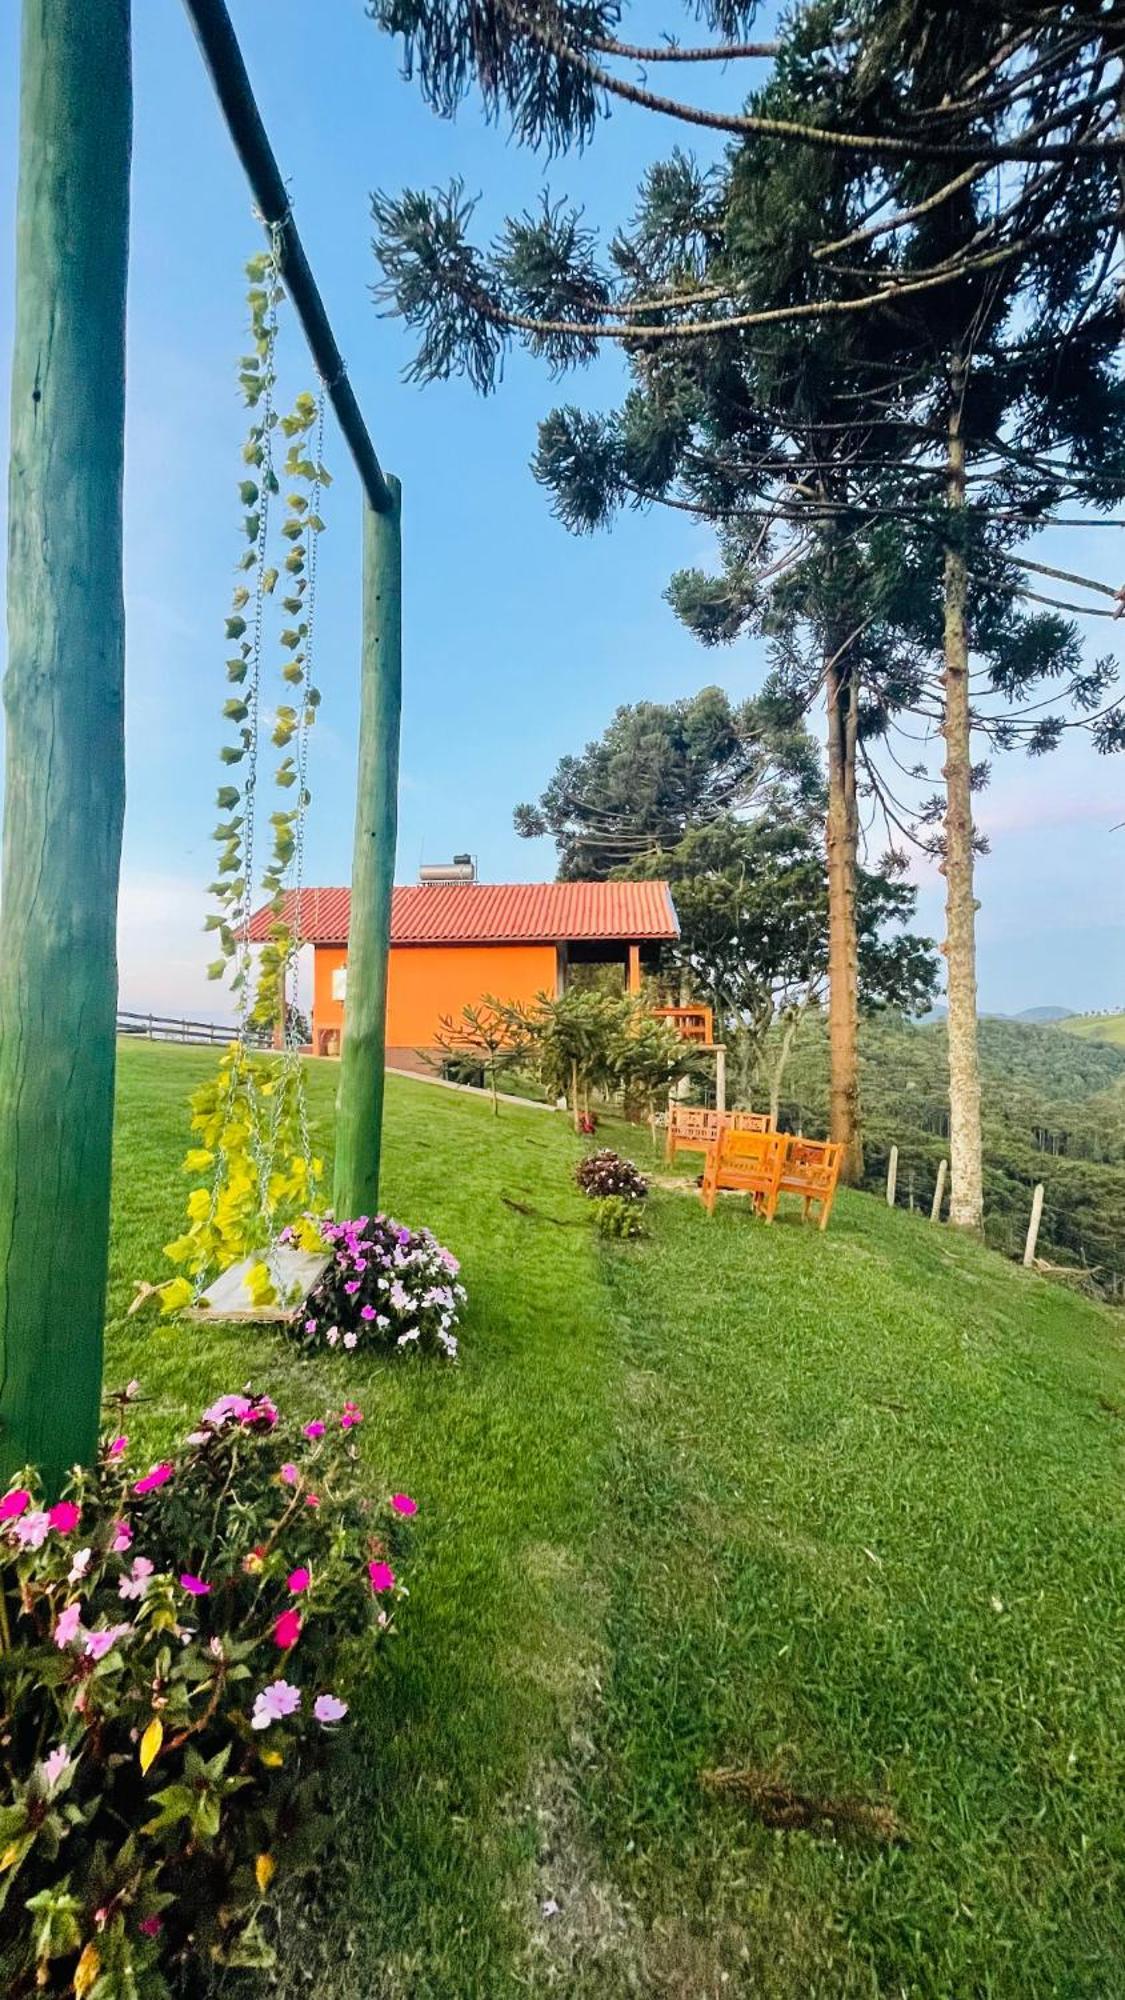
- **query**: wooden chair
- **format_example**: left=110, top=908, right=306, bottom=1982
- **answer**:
left=776, top=1137, right=843, bottom=1231
left=665, top=1104, right=772, bottom=1163
left=700, top=1128, right=785, bottom=1219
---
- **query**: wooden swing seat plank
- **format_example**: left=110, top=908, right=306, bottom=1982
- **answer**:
left=185, top=1245, right=331, bottom=1325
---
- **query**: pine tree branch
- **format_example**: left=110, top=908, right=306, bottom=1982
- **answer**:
left=591, top=34, right=779, bottom=63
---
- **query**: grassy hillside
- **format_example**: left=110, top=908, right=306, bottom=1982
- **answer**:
left=774, top=1011, right=1125, bottom=1300
left=1057, top=1011, right=1125, bottom=1049
left=104, top=1041, right=1125, bottom=1998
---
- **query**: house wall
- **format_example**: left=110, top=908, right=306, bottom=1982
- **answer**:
left=312, top=941, right=560, bottom=1057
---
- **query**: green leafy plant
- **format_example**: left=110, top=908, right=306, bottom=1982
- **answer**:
left=594, top=1194, right=648, bottom=1240
left=291, top=1214, right=465, bottom=1360
left=0, top=1386, right=413, bottom=1997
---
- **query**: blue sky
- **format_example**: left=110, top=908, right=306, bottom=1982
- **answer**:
left=0, top=1, right=1121, bottom=1018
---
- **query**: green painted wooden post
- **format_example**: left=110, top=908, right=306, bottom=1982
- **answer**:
left=0, top=0, right=132, bottom=1490
left=334, top=482, right=403, bottom=1219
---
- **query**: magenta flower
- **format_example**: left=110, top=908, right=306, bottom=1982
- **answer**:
left=54, top=1601, right=84, bottom=1649
left=48, top=1500, right=81, bottom=1534
left=287, top=1566, right=311, bottom=1594
left=391, top=1494, right=418, bottom=1517
left=0, top=1487, right=31, bottom=1521
left=344, top=1280, right=361, bottom=1297
left=273, top=1608, right=302, bottom=1649
left=280, top=1462, right=299, bottom=1485
left=304, top=1318, right=318, bottom=1335
left=138, top=1916, right=163, bottom=1938
left=340, top=1402, right=364, bottom=1431
left=368, top=1560, right=395, bottom=1594
left=180, top=1573, right=211, bottom=1596
left=313, top=1693, right=348, bottom=1726
left=110, top=1519, right=133, bottom=1553
left=119, top=1555, right=154, bottom=1602
left=241, top=1396, right=278, bottom=1429
left=360, top=1304, right=377, bottom=1322
left=108, top=1435, right=128, bottom=1458
left=251, top=1678, right=301, bottom=1729
left=85, top=1623, right=130, bottom=1661
left=303, top=1420, right=325, bottom=1440
left=133, top=1463, right=173, bottom=1496
left=305, top=1493, right=321, bottom=1509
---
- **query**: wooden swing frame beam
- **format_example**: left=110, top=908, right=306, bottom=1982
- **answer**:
left=0, top=0, right=400, bottom=1487
left=183, top=0, right=403, bottom=1226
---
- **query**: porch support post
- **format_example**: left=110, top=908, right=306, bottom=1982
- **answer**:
left=627, top=942, right=642, bottom=994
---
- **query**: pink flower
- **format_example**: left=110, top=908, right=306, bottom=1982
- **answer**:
left=13, top=1509, right=50, bottom=1550
left=119, top=1555, right=154, bottom=1602
left=202, top=1394, right=251, bottom=1428
left=54, top=1601, right=84, bottom=1648
left=111, top=1519, right=133, bottom=1553
left=108, top=1435, right=128, bottom=1458
left=304, top=1318, right=318, bottom=1335
left=40, top=1744, right=71, bottom=1790
left=368, top=1560, right=395, bottom=1594
left=241, top=1396, right=278, bottom=1429
left=273, top=1608, right=302, bottom=1649
left=303, top=1421, right=325, bottom=1440
left=313, top=1692, right=348, bottom=1726
left=340, top=1403, right=364, bottom=1431
left=343, top=1331, right=358, bottom=1351
left=133, top=1463, right=173, bottom=1496
left=251, top=1678, right=301, bottom=1729
left=280, top=1462, right=299, bottom=1485
left=305, top=1493, right=320, bottom=1509
left=48, top=1500, right=81, bottom=1534
left=344, top=1280, right=361, bottom=1297
left=85, top=1623, right=130, bottom=1661
left=287, top=1566, right=311, bottom=1594
left=138, top=1916, right=163, bottom=1938
left=391, top=1494, right=418, bottom=1517
left=180, top=1573, right=211, bottom=1596
left=0, top=1487, right=31, bottom=1521
left=360, top=1304, right=377, bottom=1322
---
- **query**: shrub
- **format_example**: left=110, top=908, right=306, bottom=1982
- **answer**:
left=594, top=1195, right=648, bottom=1240
left=0, top=1386, right=413, bottom=1997
left=292, top=1214, right=465, bottom=1360
left=575, top=1150, right=649, bottom=1203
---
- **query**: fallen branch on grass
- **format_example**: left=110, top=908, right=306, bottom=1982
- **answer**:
left=700, top=1767, right=906, bottom=1843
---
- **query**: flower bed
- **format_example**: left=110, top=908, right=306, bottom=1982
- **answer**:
left=290, top=1214, right=465, bottom=1360
left=0, top=1386, right=413, bottom=1997
left=574, top=1149, right=649, bottom=1203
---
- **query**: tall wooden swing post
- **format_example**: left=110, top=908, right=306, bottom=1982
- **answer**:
left=0, top=0, right=132, bottom=1487
left=334, top=487, right=403, bottom=1218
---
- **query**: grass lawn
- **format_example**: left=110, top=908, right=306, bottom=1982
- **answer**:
left=108, top=1042, right=1125, bottom=1998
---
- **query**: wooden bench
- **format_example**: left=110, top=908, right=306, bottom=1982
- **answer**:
left=776, top=1136, right=843, bottom=1231
left=665, top=1104, right=772, bottom=1163
left=700, top=1128, right=785, bottom=1218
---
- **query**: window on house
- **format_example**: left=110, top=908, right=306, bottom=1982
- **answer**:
left=331, top=966, right=348, bottom=1003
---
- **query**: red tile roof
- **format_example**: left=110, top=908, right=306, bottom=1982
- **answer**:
left=248, top=881, right=679, bottom=947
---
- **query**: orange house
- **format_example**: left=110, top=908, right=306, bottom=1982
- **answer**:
left=249, top=879, right=680, bottom=1067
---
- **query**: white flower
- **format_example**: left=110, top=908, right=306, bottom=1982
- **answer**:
left=68, top=1547, right=93, bottom=1584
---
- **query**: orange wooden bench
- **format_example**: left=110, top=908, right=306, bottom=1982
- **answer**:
left=665, top=1104, right=772, bottom=1163
left=776, top=1136, right=843, bottom=1231
left=700, top=1128, right=785, bottom=1218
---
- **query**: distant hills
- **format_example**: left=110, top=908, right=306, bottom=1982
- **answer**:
left=921, top=1005, right=1077, bottom=1025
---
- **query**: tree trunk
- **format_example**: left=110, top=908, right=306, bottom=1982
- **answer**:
left=941, top=368, right=984, bottom=1230
left=0, top=0, right=131, bottom=1491
left=825, top=650, right=862, bottom=1181
left=769, top=1004, right=804, bottom=1129
left=570, top=1058, right=581, bottom=1133
left=334, top=483, right=402, bottom=1221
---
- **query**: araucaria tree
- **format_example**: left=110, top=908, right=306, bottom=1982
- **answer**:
left=368, top=0, right=1125, bottom=1224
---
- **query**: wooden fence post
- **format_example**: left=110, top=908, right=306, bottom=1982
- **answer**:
left=1023, top=1183, right=1045, bottom=1268
left=0, top=0, right=132, bottom=1490
left=930, top=1158, right=947, bottom=1223
left=886, top=1144, right=899, bottom=1208
left=334, top=483, right=402, bottom=1220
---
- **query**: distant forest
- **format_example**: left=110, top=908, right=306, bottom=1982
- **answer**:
left=770, top=1017, right=1125, bottom=1303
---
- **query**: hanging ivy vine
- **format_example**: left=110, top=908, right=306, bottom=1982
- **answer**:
left=150, top=243, right=331, bottom=1314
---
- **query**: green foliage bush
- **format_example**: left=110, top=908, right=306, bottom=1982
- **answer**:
left=0, top=1387, right=413, bottom=1996
left=594, top=1194, right=648, bottom=1240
